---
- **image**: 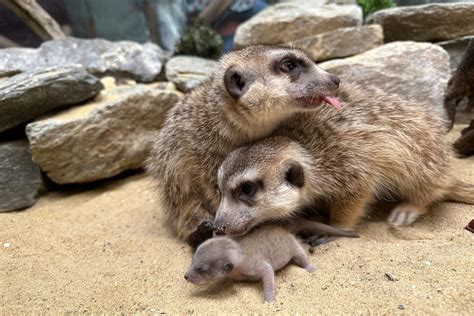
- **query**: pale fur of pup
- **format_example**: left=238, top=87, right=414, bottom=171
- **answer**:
left=185, top=224, right=314, bottom=302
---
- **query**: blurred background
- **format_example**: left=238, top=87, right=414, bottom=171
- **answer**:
left=0, top=0, right=467, bottom=52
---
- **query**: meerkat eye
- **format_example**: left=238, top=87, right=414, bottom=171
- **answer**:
left=240, top=181, right=257, bottom=197
left=279, top=58, right=299, bottom=74
left=196, top=265, right=207, bottom=274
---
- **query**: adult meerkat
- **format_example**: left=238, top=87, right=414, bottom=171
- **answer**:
left=444, top=39, right=474, bottom=128
left=214, top=85, right=474, bottom=235
left=147, top=46, right=340, bottom=247
left=185, top=224, right=315, bottom=303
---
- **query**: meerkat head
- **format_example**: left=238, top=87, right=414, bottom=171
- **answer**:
left=184, top=237, right=241, bottom=286
left=216, top=45, right=341, bottom=134
left=214, top=137, right=311, bottom=236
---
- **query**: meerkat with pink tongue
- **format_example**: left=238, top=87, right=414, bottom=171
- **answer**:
left=214, top=84, right=474, bottom=235
left=147, top=45, right=341, bottom=248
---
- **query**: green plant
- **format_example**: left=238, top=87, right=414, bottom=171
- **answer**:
left=357, top=0, right=395, bottom=18
left=175, top=18, right=223, bottom=59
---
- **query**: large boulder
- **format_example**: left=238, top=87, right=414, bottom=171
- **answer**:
left=319, top=42, right=450, bottom=114
left=437, top=36, right=474, bottom=72
left=165, top=56, right=217, bottom=92
left=367, top=3, right=474, bottom=43
left=0, top=140, right=43, bottom=212
left=234, top=3, right=362, bottom=47
left=0, top=65, right=103, bottom=133
left=0, top=38, right=168, bottom=82
left=26, top=83, right=182, bottom=184
left=292, top=24, right=383, bottom=62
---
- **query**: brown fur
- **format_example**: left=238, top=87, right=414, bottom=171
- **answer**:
left=215, top=82, right=474, bottom=233
left=445, top=39, right=474, bottom=128
left=147, top=45, right=339, bottom=245
left=184, top=224, right=314, bottom=302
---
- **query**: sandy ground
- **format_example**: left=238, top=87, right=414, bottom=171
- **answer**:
left=1, top=124, right=474, bottom=314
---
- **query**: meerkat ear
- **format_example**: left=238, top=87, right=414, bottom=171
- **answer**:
left=285, top=161, right=305, bottom=188
left=223, top=262, right=234, bottom=273
left=224, top=67, right=253, bottom=99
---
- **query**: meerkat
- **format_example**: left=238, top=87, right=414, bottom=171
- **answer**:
left=184, top=224, right=315, bottom=303
left=213, top=83, right=474, bottom=235
left=445, top=39, right=474, bottom=128
left=147, top=45, right=341, bottom=247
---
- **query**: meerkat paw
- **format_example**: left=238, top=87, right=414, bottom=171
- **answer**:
left=305, top=263, right=316, bottom=273
left=187, top=221, right=214, bottom=250
left=387, top=203, right=425, bottom=227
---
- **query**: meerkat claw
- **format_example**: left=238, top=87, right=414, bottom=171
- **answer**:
left=388, top=205, right=421, bottom=226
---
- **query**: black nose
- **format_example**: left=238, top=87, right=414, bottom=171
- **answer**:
left=330, top=75, right=340, bottom=88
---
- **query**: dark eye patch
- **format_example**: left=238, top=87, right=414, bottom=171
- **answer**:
left=275, top=54, right=305, bottom=79
left=232, top=180, right=263, bottom=205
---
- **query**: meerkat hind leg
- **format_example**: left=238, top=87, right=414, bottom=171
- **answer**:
left=387, top=202, right=428, bottom=227
left=292, top=245, right=315, bottom=273
left=330, top=191, right=373, bottom=229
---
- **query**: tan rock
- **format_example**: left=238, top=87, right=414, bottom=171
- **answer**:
left=367, top=3, right=474, bottom=43
left=26, top=84, right=182, bottom=184
left=292, top=24, right=383, bottom=62
left=320, top=41, right=450, bottom=115
left=234, top=3, right=362, bottom=47
left=165, top=56, right=216, bottom=92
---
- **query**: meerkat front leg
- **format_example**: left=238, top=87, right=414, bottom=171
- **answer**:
left=260, top=263, right=276, bottom=303
left=387, top=202, right=428, bottom=227
left=184, top=203, right=216, bottom=250
left=330, top=191, right=373, bottom=229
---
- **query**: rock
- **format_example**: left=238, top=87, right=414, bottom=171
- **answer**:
left=0, top=65, right=103, bottom=133
left=437, top=36, right=474, bottom=72
left=0, top=140, right=43, bottom=212
left=292, top=25, right=383, bottom=62
left=0, top=37, right=168, bottom=82
left=26, top=84, right=182, bottom=184
left=165, top=56, right=217, bottom=92
left=319, top=42, right=450, bottom=114
left=234, top=3, right=362, bottom=47
left=367, top=3, right=474, bottom=43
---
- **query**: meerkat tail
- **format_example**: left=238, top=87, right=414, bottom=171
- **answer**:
left=444, top=181, right=474, bottom=204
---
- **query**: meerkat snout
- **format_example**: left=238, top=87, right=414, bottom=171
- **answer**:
left=329, top=74, right=340, bottom=88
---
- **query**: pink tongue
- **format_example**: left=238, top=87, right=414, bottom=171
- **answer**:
left=322, top=96, right=342, bottom=111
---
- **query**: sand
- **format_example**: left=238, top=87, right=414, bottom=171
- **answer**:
left=1, top=124, right=473, bottom=314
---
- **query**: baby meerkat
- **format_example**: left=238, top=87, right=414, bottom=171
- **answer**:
left=147, top=45, right=340, bottom=247
left=214, top=96, right=474, bottom=235
left=184, top=224, right=315, bottom=303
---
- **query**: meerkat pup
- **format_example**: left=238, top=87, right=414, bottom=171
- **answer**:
left=214, top=87, right=474, bottom=235
left=184, top=224, right=315, bottom=303
left=147, top=45, right=340, bottom=247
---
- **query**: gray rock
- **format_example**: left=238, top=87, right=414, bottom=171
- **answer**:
left=367, top=3, right=474, bottom=43
left=26, top=83, right=182, bottom=184
left=0, top=65, right=103, bottom=133
left=165, top=56, right=217, bottom=92
left=437, top=36, right=474, bottom=72
left=0, top=37, right=168, bottom=82
left=319, top=41, right=450, bottom=114
left=234, top=3, right=362, bottom=47
left=292, top=24, right=383, bottom=62
left=0, top=140, right=43, bottom=212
